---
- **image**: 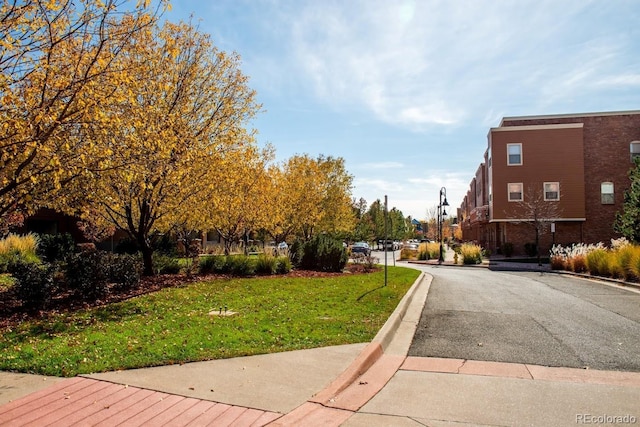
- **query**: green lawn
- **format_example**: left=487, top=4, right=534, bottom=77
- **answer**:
left=0, top=266, right=420, bottom=377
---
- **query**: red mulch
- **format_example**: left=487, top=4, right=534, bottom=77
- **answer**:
left=0, top=264, right=378, bottom=329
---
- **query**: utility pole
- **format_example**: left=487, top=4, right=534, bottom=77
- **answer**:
left=384, top=195, right=388, bottom=286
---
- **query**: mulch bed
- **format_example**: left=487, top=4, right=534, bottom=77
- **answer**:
left=0, top=263, right=378, bottom=329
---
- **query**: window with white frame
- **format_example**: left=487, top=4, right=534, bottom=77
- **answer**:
left=544, top=182, right=559, bottom=201
left=507, top=143, right=522, bottom=165
left=601, top=182, right=614, bottom=204
left=631, top=141, right=640, bottom=163
left=508, top=183, right=523, bottom=201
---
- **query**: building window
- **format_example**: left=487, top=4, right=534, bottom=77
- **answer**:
left=508, top=183, right=523, bottom=201
left=631, top=141, right=640, bottom=163
left=507, top=143, right=522, bottom=165
left=544, top=182, right=559, bottom=201
left=601, top=182, right=614, bottom=204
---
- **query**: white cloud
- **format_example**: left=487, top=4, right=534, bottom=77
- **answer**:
left=278, top=0, right=634, bottom=130
left=596, top=74, right=640, bottom=87
left=356, top=161, right=404, bottom=170
left=354, top=170, right=471, bottom=219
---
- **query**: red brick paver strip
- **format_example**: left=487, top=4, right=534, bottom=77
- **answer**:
left=321, top=354, right=405, bottom=412
left=0, top=378, right=282, bottom=426
left=401, top=356, right=464, bottom=373
left=268, top=402, right=352, bottom=426
left=400, top=357, right=640, bottom=388
left=526, top=364, right=640, bottom=387
left=458, top=360, right=533, bottom=379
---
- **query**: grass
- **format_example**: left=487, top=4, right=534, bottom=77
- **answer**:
left=0, top=266, right=420, bottom=377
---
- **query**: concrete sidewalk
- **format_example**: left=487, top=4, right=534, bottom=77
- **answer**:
left=2, top=262, right=640, bottom=426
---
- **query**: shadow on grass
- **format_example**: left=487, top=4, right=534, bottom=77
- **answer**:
left=356, top=284, right=387, bottom=302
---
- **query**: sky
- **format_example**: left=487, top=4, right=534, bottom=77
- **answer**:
left=166, top=0, right=639, bottom=220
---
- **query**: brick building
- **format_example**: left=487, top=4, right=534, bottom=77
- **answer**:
left=458, top=110, right=640, bottom=256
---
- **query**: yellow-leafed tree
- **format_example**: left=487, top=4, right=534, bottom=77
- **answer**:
left=0, top=0, right=166, bottom=225
left=204, top=143, right=273, bottom=255
left=264, top=154, right=354, bottom=242
left=80, top=20, right=260, bottom=275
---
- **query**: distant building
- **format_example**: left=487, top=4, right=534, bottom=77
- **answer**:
left=458, top=110, right=640, bottom=256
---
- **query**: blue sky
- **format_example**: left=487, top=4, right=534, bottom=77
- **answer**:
left=167, top=0, right=639, bottom=220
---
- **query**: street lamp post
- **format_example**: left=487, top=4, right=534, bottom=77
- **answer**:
left=438, top=187, right=449, bottom=263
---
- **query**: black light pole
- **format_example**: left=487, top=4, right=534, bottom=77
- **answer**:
left=384, top=195, right=388, bottom=287
left=438, top=187, right=449, bottom=263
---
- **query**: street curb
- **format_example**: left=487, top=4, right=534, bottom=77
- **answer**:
left=372, top=272, right=427, bottom=352
left=270, top=271, right=431, bottom=425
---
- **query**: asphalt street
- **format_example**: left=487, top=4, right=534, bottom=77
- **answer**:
left=408, top=266, right=640, bottom=371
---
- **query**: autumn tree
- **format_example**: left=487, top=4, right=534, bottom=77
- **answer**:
left=205, top=144, right=274, bottom=255
left=424, top=206, right=438, bottom=241
left=80, top=20, right=259, bottom=275
left=260, top=165, right=294, bottom=245
left=263, top=154, right=354, bottom=243
left=314, top=156, right=355, bottom=238
left=0, top=0, right=166, bottom=220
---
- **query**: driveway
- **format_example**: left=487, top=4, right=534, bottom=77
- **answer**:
left=408, top=267, right=640, bottom=371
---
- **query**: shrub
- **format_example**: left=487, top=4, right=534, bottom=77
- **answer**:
left=549, top=243, right=603, bottom=273
left=351, top=253, right=379, bottom=271
left=106, top=253, right=141, bottom=290
left=114, top=237, right=139, bottom=255
left=66, top=251, right=109, bottom=301
left=37, top=233, right=75, bottom=263
left=550, top=256, right=566, bottom=270
left=611, top=245, right=635, bottom=280
left=399, top=247, right=417, bottom=260
left=629, top=250, right=640, bottom=281
left=275, top=256, right=292, bottom=274
left=151, top=233, right=177, bottom=256
left=417, top=243, right=429, bottom=261
left=9, top=259, right=53, bottom=312
left=570, top=254, right=587, bottom=273
left=0, top=233, right=38, bottom=256
left=426, top=242, right=441, bottom=259
left=226, top=255, right=256, bottom=276
left=199, top=255, right=227, bottom=274
left=255, top=253, right=277, bottom=275
left=0, top=233, right=40, bottom=272
left=460, top=243, right=483, bottom=264
left=300, top=235, right=347, bottom=272
left=524, top=243, right=537, bottom=257
left=288, top=239, right=304, bottom=268
left=585, top=248, right=609, bottom=277
left=153, top=253, right=182, bottom=274
left=418, top=242, right=440, bottom=260
left=501, top=242, right=514, bottom=257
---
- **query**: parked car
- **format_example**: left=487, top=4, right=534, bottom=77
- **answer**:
left=378, top=239, right=399, bottom=251
left=351, top=242, right=371, bottom=256
left=277, top=241, right=288, bottom=250
left=405, top=243, right=419, bottom=251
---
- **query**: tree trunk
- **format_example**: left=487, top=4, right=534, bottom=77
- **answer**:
left=141, top=244, right=154, bottom=276
left=535, top=227, right=541, bottom=266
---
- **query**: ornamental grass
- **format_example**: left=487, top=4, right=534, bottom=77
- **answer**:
left=549, top=238, right=640, bottom=282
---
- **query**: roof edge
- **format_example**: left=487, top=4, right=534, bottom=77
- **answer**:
left=500, top=110, right=640, bottom=126
left=491, top=123, right=584, bottom=132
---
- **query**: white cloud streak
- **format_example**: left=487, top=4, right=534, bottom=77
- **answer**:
left=274, top=0, right=637, bottom=128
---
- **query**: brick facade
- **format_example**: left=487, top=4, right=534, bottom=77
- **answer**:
left=460, top=111, right=640, bottom=256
